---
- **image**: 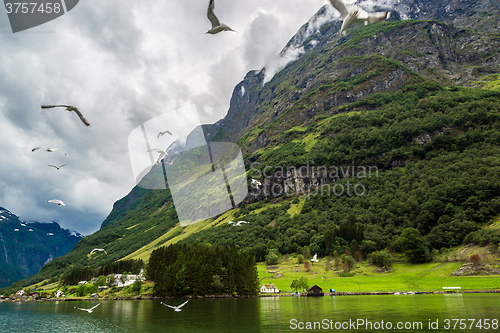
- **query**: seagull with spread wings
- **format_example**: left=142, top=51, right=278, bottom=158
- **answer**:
left=48, top=164, right=68, bottom=170
left=206, top=0, right=235, bottom=34
left=160, top=300, right=189, bottom=312
left=158, top=130, right=172, bottom=138
left=328, top=0, right=391, bottom=34
left=40, top=105, right=91, bottom=127
left=74, top=303, right=100, bottom=313
left=228, top=221, right=249, bottom=227
left=47, top=199, right=65, bottom=206
left=89, top=248, right=108, bottom=255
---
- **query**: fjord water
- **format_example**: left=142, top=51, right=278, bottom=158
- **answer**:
left=1, top=294, right=499, bottom=332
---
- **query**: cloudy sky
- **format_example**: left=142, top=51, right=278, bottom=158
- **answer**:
left=0, top=0, right=397, bottom=235
left=0, top=0, right=336, bottom=234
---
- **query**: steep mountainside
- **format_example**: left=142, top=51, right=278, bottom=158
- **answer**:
left=0, top=207, right=82, bottom=288
left=205, top=19, right=499, bottom=147
left=5, top=1, right=500, bottom=289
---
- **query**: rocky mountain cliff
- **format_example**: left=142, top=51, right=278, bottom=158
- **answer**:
left=0, top=207, right=82, bottom=288
left=392, top=0, right=499, bottom=34
left=205, top=6, right=499, bottom=148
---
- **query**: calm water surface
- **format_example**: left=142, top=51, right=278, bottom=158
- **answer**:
left=1, top=294, right=499, bottom=332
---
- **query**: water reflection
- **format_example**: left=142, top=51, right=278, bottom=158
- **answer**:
left=0, top=294, right=499, bottom=332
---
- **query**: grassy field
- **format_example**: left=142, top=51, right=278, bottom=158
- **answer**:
left=258, top=255, right=500, bottom=293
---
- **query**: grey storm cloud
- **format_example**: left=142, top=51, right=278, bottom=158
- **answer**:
left=0, top=0, right=328, bottom=235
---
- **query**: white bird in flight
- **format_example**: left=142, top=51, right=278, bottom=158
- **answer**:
left=251, top=179, right=261, bottom=188
left=206, top=0, right=235, bottom=34
left=160, top=300, right=189, bottom=312
left=147, top=149, right=167, bottom=165
left=228, top=221, right=249, bottom=227
left=158, top=130, right=172, bottom=138
left=311, top=253, right=319, bottom=262
left=147, top=149, right=178, bottom=166
left=40, top=105, right=91, bottom=127
left=48, top=164, right=68, bottom=170
left=328, top=0, right=391, bottom=34
left=89, top=248, right=108, bottom=255
left=32, top=147, right=68, bottom=156
left=74, top=303, right=100, bottom=313
left=47, top=199, right=65, bottom=206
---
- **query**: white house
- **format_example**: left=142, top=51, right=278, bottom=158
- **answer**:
left=110, top=271, right=143, bottom=288
left=54, top=289, right=65, bottom=298
left=260, top=284, right=280, bottom=293
left=12, top=290, right=25, bottom=300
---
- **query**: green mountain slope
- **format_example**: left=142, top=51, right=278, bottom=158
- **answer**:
left=180, top=86, right=500, bottom=260
left=4, top=6, right=500, bottom=291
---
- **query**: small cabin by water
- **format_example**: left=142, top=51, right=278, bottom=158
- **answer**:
left=307, top=285, right=324, bottom=296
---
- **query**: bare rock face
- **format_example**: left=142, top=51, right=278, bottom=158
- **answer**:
left=452, top=263, right=500, bottom=275
left=202, top=1, right=499, bottom=148
left=393, top=0, right=500, bottom=34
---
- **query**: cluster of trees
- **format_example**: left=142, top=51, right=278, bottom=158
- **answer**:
left=290, top=277, right=309, bottom=292
left=147, top=243, right=259, bottom=297
left=369, top=250, right=392, bottom=269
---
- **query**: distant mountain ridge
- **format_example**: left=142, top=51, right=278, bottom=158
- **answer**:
left=0, top=206, right=83, bottom=288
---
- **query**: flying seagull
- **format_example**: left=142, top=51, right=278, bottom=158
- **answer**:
left=311, top=253, right=319, bottom=262
left=89, top=248, right=108, bottom=255
left=32, top=147, right=68, bottom=156
left=147, top=149, right=178, bottom=166
left=160, top=300, right=189, bottom=312
left=147, top=149, right=167, bottom=165
left=48, top=164, right=68, bottom=170
left=328, top=0, right=391, bottom=34
left=158, top=130, right=172, bottom=138
left=206, top=0, right=235, bottom=34
left=74, top=303, right=100, bottom=313
left=40, top=105, right=91, bottom=127
left=228, top=221, right=249, bottom=227
left=236, top=221, right=249, bottom=226
left=47, top=199, right=65, bottom=206
left=251, top=179, right=261, bottom=188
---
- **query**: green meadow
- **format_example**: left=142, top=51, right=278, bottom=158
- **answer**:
left=257, top=256, right=500, bottom=293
